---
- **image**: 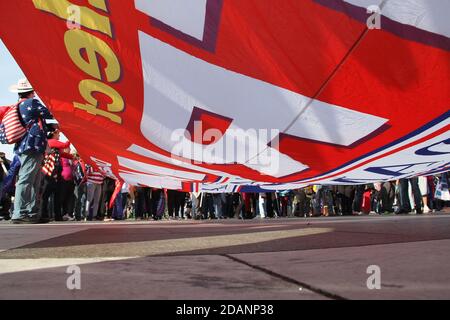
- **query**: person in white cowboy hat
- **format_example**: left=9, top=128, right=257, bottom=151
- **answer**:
left=8, top=78, right=55, bottom=224
left=9, top=78, right=35, bottom=98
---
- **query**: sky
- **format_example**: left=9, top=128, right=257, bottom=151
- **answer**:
left=0, top=39, right=24, bottom=160
left=0, top=39, right=66, bottom=160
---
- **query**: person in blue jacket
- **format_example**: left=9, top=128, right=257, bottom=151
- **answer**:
left=8, top=79, right=54, bottom=224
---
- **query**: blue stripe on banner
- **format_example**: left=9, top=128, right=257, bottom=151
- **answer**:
left=295, top=110, right=450, bottom=182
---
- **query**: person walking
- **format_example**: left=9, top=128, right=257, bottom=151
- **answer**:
left=8, top=79, right=54, bottom=224
left=40, top=126, right=73, bottom=221
left=85, top=166, right=105, bottom=221
left=72, top=152, right=87, bottom=221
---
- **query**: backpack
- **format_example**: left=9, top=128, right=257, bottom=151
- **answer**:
left=42, top=148, right=62, bottom=180
left=0, top=102, right=27, bottom=144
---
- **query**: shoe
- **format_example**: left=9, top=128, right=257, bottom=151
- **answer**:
left=62, top=214, right=75, bottom=221
left=11, top=217, right=40, bottom=224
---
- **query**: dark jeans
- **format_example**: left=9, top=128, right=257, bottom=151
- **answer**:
left=168, top=190, right=186, bottom=218
left=399, top=178, right=422, bottom=213
left=339, top=194, right=354, bottom=215
left=112, top=193, right=127, bottom=220
left=100, top=178, right=116, bottom=218
left=60, top=179, right=75, bottom=217
left=352, top=185, right=365, bottom=213
left=150, top=189, right=162, bottom=217
left=135, top=187, right=151, bottom=218
left=200, top=193, right=215, bottom=219
left=74, top=183, right=87, bottom=221
left=380, top=182, right=395, bottom=212
left=40, top=176, right=61, bottom=220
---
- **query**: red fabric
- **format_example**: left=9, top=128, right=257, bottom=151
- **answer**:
left=0, top=1, right=448, bottom=190
left=48, top=139, right=70, bottom=150
left=361, top=190, right=372, bottom=214
left=48, top=139, right=73, bottom=159
left=109, top=180, right=122, bottom=209
left=0, top=106, right=11, bottom=121
left=87, top=171, right=105, bottom=184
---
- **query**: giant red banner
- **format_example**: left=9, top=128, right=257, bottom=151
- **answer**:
left=0, top=0, right=448, bottom=192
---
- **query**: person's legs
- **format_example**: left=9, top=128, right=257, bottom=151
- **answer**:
left=179, top=192, right=186, bottom=218
left=91, top=184, right=102, bottom=219
left=258, top=195, right=266, bottom=218
left=313, top=189, right=323, bottom=216
left=206, top=194, right=215, bottom=219
left=167, top=190, right=176, bottom=218
left=40, top=176, right=54, bottom=219
left=386, top=182, right=396, bottom=212
left=152, top=189, right=162, bottom=218
left=13, top=152, right=44, bottom=220
left=112, top=193, right=123, bottom=220
left=410, top=177, right=423, bottom=214
left=352, top=185, right=364, bottom=214
left=175, top=191, right=182, bottom=219
left=212, top=194, right=221, bottom=219
left=340, top=195, right=349, bottom=215
left=74, top=183, right=87, bottom=221
left=0, top=194, right=12, bottom=220
left=398, top=179, right=411, bottom=213
left=191, top=193, right=198, bottom=219
left=59, top=180, right=69, bottom=216
left=53, top=180, right=63, bottom=221
left=30, top=164, right=44, bottom=217
left=65, top=181, right=75, bottom=218
left=298, top=191, right=306, bottom=217
left=379, top=184, right=388, bottom=212
left=418, top=176, right=430, bottom=213
left=85, top=183, right=96, bottom=220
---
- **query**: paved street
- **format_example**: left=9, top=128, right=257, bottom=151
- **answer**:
left=1, top=213, right=450, bottom=300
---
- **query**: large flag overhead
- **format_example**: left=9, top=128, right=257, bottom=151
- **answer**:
left=0, top=0, right=448, bottom=192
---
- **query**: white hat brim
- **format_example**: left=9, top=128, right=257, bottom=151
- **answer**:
left=9, top=84, right=34, bottom=93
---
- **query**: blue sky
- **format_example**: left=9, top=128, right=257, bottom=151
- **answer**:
left=0, top=39, right=25, bottom=160
left=0, top=39, right=25, bottom=106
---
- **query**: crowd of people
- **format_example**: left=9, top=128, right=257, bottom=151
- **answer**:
left=1, top=152, right=449, bottom=222
left=0, top=79, right=449, bottom=223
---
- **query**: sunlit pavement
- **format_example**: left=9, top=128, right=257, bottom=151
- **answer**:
left=1, top=213, right=450, bottom=300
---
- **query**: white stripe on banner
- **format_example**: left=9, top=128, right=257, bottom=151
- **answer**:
left=138, top=31, right=388, bottom=177
left=119, top=170, right=183, bottom=190
left=135, top=0, right=208, bottom=41
left=344, top=0, right=450, bottom=38
left=118, top=156, right=206, bottom=181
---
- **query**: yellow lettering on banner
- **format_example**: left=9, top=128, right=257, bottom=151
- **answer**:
left=74, top=79, right=124, bottom=124
left=33, top=0, right=112, bottom=37
left=64, top=29, right=121, bottom=82
left=88, top=0, right=108, bottom=12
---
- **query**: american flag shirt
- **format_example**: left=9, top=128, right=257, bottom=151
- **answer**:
left=13, top=98, right=54, bottom=155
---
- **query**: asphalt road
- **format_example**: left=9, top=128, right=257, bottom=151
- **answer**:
left=1, top=213, right=450, bottom=300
